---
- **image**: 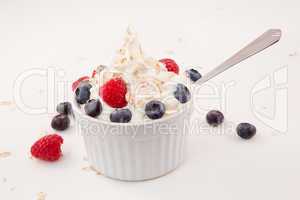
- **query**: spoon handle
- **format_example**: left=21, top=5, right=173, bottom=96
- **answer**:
left=196, top=29, right=282, bottom=85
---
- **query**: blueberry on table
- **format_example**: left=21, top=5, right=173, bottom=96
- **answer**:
left=56, top=102, right=72, bottom=115
left=236, top=123, right=256, bottom=139
left=206, top=110, right=224, bottom=127
left=75, top=84, right=91, bottom=104
left=110, top=109, right=132, bottom=123
left=51, top=114, right=70, bottom=131
left=174, top=83, right=191, bottom=104
left=145, top=100, right=166, bottom=120
left=186, top=68, right=202, bottom=82
left=84, top=99, right=102, bottom=117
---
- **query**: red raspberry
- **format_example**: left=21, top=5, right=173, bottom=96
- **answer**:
left=100, top=78, right=128, bottom=108
left=31, top=134, right=63, bottom=162
left=72, top=76, right=89, bottom=92
left=159, top=58, right=179, bottom=74
left=91, top=70, right=97, bottom=78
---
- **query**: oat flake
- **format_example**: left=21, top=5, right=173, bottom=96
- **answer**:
left=0, top=151, right=11, bottom=158
left=37, top=192, right=46, bottom=200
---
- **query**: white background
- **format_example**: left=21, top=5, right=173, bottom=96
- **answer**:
left=0, top=0, right=300, bottom=199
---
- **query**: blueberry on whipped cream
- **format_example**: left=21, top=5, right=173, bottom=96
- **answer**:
left=110, top=109, right=132, bottom=123
left=174, top=83, right=191, bottom=104
left=75, top=84, right=91, bottom=104
left=186, top=68, right=202, bottom=82
left=84, top=99, right=102, bottom=118
left=145, top=100, right=166, bottom=120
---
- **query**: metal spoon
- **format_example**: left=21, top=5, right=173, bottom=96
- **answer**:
left=196, top=29, right=282, bottom=85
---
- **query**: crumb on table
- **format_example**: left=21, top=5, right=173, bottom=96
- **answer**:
left=37, top=192, right=47, bottom=200
left=0, top=151, right=11, bottom=158
left=81, top=166, right=101, bottom=175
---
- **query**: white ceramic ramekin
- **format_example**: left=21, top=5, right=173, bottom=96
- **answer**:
left=73, top=99, right=193, bottom=181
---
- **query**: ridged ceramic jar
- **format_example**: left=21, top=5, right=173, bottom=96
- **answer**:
left=73, top=99, right=193, bottom=181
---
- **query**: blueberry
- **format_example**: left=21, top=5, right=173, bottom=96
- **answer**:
left=145, top=100, right=166, bottom=120
left=186, top=68, right=202, bottom=82
left=51, top=114, right=70, bottom=131
left=206, top=110, right=224, bottom=126
left=236, top=123, right=256, bottom=139
left=84, top=99, right=102, bottom=117
left=80, top=82, right=92, bottom=89
left=110, top=109, right=132, bottom=123
left=56, top=102, right=72, bottom=115
left=174, top=83, right=191, bottom=104
left=75, top=84, right=91, bottom=104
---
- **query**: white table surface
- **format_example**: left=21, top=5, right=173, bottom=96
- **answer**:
left=1, top=0, right=299, bottom=199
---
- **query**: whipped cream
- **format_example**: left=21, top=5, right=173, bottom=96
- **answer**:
left=82, top=28, right=191, bottom=122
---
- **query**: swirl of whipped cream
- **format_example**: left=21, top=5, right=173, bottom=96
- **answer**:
left=90, top=28, right=190, bottom=120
